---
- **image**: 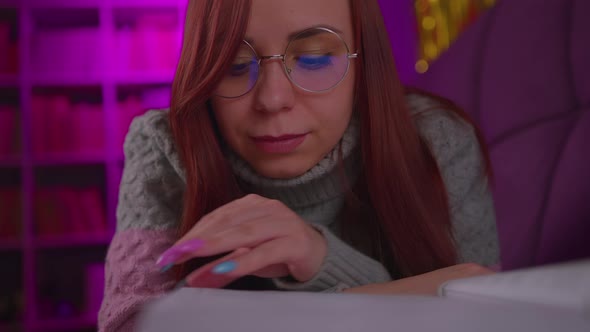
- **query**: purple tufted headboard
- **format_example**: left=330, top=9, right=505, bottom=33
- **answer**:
left=413, top=0, right=590, bottom=270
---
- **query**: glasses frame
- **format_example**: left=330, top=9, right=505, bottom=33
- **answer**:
left=217, top=26, right=359, bottom=99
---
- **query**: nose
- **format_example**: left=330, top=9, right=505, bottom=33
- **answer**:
left=253, top=59, right=295, bottom=113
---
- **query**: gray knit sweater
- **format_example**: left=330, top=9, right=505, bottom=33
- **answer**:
left=98, top=93, right=499, bottom=331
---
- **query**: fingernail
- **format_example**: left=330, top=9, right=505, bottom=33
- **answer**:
left=212, top=261, right=237, bottom=275
left=156, top=251, right=180, bottom=268
left=156, top=239, right=205, bottom=267
left=176, top=239, right=205, bottom=252
left=160, top=263, right=174, bottom=273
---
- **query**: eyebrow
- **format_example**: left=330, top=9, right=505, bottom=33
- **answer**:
left=245, top=24, right=344, bottom=45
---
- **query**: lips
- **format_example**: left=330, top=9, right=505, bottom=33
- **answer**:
left=253, top=134, right=306, bottom=142
left=251, top=133, right=308, bottom=154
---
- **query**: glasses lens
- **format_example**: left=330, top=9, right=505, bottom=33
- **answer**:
left=216, top=42, right=259, bottom=98
left=285, top=29, right=350, bottom=92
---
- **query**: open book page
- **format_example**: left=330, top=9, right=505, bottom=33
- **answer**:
left=137, top=286, right=590, bottom=332
left=439, top=259, right=590, bottom=315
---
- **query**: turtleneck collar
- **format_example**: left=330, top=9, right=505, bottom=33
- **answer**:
left=226, top=117, right=360, bottom=213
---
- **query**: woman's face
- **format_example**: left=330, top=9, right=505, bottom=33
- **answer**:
left=211, top=0, right=356, bottom=179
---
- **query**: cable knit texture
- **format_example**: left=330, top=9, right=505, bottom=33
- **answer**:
left=98, top=229, right=177, bottom=332
left=409, top=95, right=498, bottom=264
left=98, top=93, right=499, bottom=331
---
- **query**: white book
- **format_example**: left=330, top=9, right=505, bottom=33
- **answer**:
left=138, top=262, right=590, bottom=332
left=439, top=259, right=590, bottom=316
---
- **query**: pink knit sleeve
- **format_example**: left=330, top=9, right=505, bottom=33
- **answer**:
left=98, top=229, right=177, bottom=332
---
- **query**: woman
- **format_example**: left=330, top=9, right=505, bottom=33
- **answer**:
left=99, top=0, right=499, bottom=330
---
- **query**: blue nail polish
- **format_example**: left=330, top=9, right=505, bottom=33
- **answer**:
left=160, top=263, right=174, bottom=273
left=212, top=261, right=237, bottom=275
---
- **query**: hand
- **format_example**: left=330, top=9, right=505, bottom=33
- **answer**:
left=156, top=194, right=327, bottom=288
left=343, top=263, right=495, bottom=296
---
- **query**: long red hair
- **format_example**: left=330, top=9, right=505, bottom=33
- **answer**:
left=169, top=0, right=490, bottom=279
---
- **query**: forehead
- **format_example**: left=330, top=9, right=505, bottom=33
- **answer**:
left=247, top=0, right=353, bottom=46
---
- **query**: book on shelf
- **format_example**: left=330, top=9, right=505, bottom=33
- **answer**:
left=31, top=28, right=101, bottom=76
left=0, top=188, right=21, bottom=239
left=117, top=95, right=145, bottom=150
left=58, top=189, right=82, bottom=234
left=34, top=189, right=63, bottom=235
left=0, top=105, right=19, bottom=157
left=31, top=94, right=105, bottom=155
left=0, top=21, right=18, bottom=75
left=74, top=102, right=105, bottom=153
left=78, top=188, right=106, bottom=234
left=34, top=187, right=107, bottom=238
left=116, top=88, right=170, bottom=150
left=115, top=11, right=180, bottom=73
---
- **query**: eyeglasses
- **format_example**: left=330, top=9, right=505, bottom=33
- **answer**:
left=215, top=27, right=358, bottom=98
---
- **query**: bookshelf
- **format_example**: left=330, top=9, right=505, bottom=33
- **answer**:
left=0, top=0, right=185, bottom=330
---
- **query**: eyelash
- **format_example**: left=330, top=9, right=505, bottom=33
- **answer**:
left=228, top=51, right=335, bottom=77
left=294, top=54, right=333, bottom=70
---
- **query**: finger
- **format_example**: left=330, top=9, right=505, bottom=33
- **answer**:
left=158, top=200, right=278, bottom=269
left=210, top=239, right=291, bottom=280
left=251, top=264, right=290, bottom=278
left=185, top=247, right=251, bottom=288
left=446, top=263, right=496, bottom=277
left=174, top=195, right=278, bottom=254
left=164, top=217, right=289, bottom=267
left=186, top=194, right=271, bottom=236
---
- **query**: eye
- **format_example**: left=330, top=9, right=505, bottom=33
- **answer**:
left=295, top=54, right=333, bottom=70
left=229, top=60, right=255, bottom=77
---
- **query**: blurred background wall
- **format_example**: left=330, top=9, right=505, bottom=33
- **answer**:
left=0, top=1, right=496, bottom=331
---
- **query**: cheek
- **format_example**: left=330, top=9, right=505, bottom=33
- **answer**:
left=324, top=79, right=355, bottom=140
left=334, top=69, right=355, bottom=114
left=212, top=110, right=231, bottom=133
left=211, top=99, right=247, bottom=141
left=319, top=80, right=355, bottom=127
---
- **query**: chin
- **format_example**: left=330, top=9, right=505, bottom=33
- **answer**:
left=251, top=160, right=313, bottom=179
